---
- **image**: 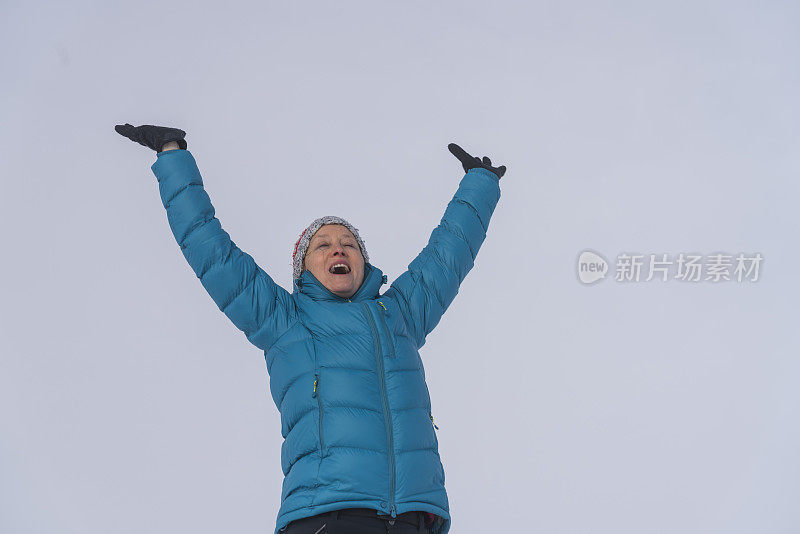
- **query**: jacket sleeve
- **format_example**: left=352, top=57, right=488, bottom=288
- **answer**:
left=150, top=149, right=294, bottom=351
left=383, top=167, right=501, bottom=348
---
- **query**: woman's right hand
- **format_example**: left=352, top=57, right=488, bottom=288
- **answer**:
left=115, top=123, right=187, bottom=152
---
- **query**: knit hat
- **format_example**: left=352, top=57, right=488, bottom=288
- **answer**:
left=292, top=216, right=369, bottom=280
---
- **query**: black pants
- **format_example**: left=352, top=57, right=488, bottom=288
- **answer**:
left=281, top=508, right=431, bottom=534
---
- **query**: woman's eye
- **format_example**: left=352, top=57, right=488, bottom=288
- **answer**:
left=317, top=243, right=329, bottom=248
left=345, top=243, right=355, bottom=248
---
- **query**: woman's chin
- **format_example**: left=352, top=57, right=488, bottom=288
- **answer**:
left=325, top=278, right=354, bottom=297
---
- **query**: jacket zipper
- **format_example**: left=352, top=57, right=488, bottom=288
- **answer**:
left=362, top=302, right=396, bottom=518
left=376, top=301, right=395, bottom=358
left=312, top=373, right=325, bottom=455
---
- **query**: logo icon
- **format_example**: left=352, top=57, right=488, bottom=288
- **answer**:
left=577, top=250, right=608, bottom=284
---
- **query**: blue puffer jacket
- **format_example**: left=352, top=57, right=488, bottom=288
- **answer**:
left=151, top=149, right=501, bottom=534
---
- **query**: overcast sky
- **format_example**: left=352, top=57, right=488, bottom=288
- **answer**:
left=1, top=1, right=799, bottom=533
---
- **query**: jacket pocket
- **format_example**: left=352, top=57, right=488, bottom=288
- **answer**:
left=312, top=372, right=326, bottom=455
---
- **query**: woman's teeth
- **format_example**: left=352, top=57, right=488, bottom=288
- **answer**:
left=330, top=264, right=350, bottom=274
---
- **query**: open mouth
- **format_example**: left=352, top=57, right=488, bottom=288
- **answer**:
left=329, top=263, right=351, bottom=275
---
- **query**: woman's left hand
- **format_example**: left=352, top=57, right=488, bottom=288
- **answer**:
left=448, top=143, right=506, bottom=179
left=115, top=123, right=188, bottom=152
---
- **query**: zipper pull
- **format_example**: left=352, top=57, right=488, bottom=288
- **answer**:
left=390, top=504, right=397, bottom=519
left=377, top=301, right=395, bottom=358
left=312, top=374, right=319, bottom=398
left=430, top=413, right=439, bottom=430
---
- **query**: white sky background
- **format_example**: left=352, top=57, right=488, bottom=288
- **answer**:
left=1, top=1, right=799, bottom=532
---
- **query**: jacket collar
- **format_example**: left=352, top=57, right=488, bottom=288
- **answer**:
left=293, top=262, right=386, bottom=302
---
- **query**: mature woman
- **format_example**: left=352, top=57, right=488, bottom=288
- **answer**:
left=115, top=124, right=506, bottom=534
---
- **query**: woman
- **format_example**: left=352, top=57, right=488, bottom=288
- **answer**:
left=115, top=124, right=506, bottom=534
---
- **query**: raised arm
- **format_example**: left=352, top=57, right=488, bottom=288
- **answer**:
left=116, top=124, right=294, bottom=351
left=384, top=143, right=504, bottom=348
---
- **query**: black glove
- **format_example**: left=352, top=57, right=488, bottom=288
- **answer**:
left=448, top=143, right=506, bottom=179
left=115, top=123, right=187, bottom=152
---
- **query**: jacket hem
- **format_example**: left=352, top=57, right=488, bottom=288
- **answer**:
left=275, top=499, right=451, bottom=534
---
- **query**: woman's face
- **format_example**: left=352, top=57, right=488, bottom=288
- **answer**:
left=304, top=224, right=366, bottom=298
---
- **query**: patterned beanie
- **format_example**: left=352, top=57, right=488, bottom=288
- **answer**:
left=292, top=216, right=369, bottom=280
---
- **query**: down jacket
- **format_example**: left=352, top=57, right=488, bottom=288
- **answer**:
left=150, top=149, right=501, bottom=534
